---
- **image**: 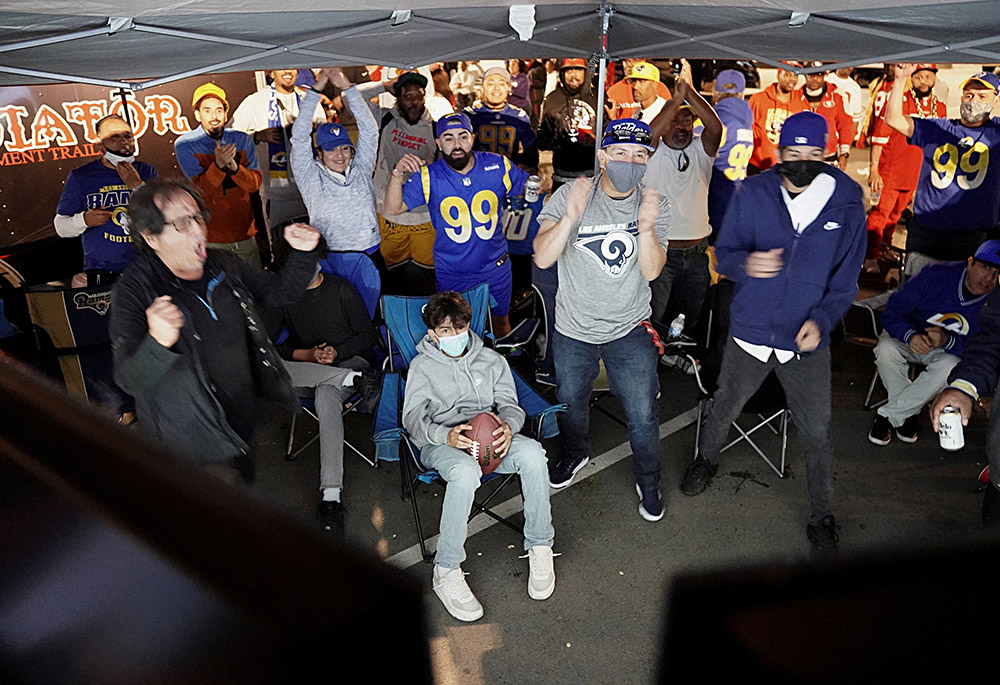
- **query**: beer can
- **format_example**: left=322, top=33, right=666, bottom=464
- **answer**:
left=525, top=175, right=541, bottom=203
left=938, top=406, right=965, bottom=451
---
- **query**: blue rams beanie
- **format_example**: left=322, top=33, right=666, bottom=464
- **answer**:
left=778, top=111, right=828, bottom=149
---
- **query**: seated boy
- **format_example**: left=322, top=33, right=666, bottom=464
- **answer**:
left=401, top=291, right=555, bottom=622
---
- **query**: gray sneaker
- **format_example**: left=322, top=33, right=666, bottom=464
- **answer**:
left=432, top=565, right=484, bottom=622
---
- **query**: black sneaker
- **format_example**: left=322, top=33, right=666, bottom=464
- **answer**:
left=317, top=500, right=345, bottom=535
left=636, top=483, right=664, bottom=522
left=806, top=514, right=839, bottom=557
left=680, top=457, right=718, bottom=496
left=868, top=415, right=893, bottom=446
left=549, top=455, right=589, bottom=489
left=352, top=369, right=383, bottom=414
left=895, top=414, right=920, bottom=443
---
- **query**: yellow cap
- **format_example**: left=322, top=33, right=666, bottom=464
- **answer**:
left=627, top=62, right=660, bottom=83
left=192, top=83, right=228, bottom=110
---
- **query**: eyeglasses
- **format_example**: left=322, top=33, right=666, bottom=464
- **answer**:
left=163, top=213, right=207, bottom=233
left=677, top=150, right=690, bottom=172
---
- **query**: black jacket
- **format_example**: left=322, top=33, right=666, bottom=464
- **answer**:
left=109, top=247, right=318, bottom=463
left=949, top=288, right=1000, bottom=400
left=536, top=81, right=599, bottom=178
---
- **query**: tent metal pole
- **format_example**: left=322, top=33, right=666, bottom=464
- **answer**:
left=593, top=4, right=612, bottom=177
left=132, top=24, right=274, bottom=50
left=0, top=65, right=130, bottom=89
left=0, top=26, right=112, bottom=54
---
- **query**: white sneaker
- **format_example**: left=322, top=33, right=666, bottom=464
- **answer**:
left=524, top=546, right=556, bottom=600
left=432, top=565, right=484, bottom=622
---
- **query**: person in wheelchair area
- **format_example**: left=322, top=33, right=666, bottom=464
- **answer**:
left=869, top=240, right=1000, bottom=446
left=401, top=291, right=555, bottom=622
left=681, top=112, right=866, bottom=557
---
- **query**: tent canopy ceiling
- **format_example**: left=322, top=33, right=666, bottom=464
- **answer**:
left=0, top=2, right=998, bottom=89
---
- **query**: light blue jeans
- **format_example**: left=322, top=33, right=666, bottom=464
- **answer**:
left=420, top=433, right=554, bottom=569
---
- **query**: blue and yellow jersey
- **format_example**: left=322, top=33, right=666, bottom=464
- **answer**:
left=503, top=193, right=548, bottom=256
left=713, top=98, right=754, bottom=182
left=911, top=117, right=1000, bottom=232
left=402, top=151, right=530, bottom=276
left=466, top=103, right=536, bottom=160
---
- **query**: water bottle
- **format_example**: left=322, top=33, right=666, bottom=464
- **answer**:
left=668, top=313, right=685, bottom=339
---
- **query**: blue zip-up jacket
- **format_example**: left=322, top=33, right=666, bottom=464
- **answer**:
left=715, top=166, right=866, bottom=351
left=881, top=261, right=989, bottom=358
left=948, top=288, right=1000, bottom=401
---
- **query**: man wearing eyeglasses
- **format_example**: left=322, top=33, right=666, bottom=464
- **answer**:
left=109, top=178, right=321, bottom=485
left=54, top=114, right=159, bottom=285
left=643, top=65, right=723, bottom=374
left=534, top=118, right=671, bottom=522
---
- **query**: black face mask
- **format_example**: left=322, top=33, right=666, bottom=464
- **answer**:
left=776, top=160, right=827, bottom=188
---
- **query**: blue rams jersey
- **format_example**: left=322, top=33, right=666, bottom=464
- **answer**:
left=466, top=103, right=536, bottom=160
left=56, top=158, right=159, bottom=272
left=713, top=97, right=754, bottom=181
left=503, top=193, right=548, bottom=255
left=911, top=117, right=1000, bottom=231
left=402, top=151, right=529, bottom=276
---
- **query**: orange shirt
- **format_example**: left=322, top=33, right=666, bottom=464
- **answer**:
left=748, top=84, right=807, bottom=170
left=801, top=86, right=853, bottom=159
left=606, top=79, right=672, bottom=119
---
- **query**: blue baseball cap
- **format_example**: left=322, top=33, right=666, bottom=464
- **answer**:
left=974, top=239, right=1000, bottom=268
left=778, top=111, right=828, bottom=149
left=601, top=118, right=655, bottom=151
left=435, top=112, right=473, bottom=137
left=314, top=123, right=353, bottom=151
left=960, top=71, right=1000, bottom=95
left=714, top=69, right=745, bottom=94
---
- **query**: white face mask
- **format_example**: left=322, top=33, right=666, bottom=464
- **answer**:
left=104, top=150, right=136, bottom=166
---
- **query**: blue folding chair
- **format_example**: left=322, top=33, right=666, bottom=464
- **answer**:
left=374, top=283, right=565, bottom=561
left=285, top=251, right=382, bottom=467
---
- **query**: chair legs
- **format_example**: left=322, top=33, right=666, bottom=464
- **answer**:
left=286, top=404, right=378, bottom=467
left=695, top=397, right=789, bottom=478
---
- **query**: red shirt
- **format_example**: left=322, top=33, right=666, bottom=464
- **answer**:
left=801, top=85, right=853, bottom=159
left=748, top=84, right=807, bottom=170
left=871, top=88, right=947, bottom=190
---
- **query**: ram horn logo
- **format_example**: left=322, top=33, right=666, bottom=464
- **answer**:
left=926, top=312, right=970, bottom=335
left=575, top=232, right=637, bottom=277
left=73, top=291, right=112, bottom=316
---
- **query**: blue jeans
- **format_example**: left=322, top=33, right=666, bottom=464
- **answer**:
left=420, top=434, right=554, bottom=569
left=553, top=325, right=662, bottom=488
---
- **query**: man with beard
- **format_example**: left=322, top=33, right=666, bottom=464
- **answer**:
left=748, top=64, right=807, bottom=172
left=799, top=63, right=852, bottom=170
left=385, top=112, right=533, bottom=336
left=230, top=69, right=326, bottom=240
left=865, top=64, right=945, bottom=267
left=465, top=66, right=539, bottom=170
left=626, top=62, right=671, bottom=124
left=373, top=71, right=439, bottom=293
left=885, top=65, right=1000, bottom=274
left=680, top=112, right=866, bottom=556
left=55, top=114, right=159, bottom=285
left=537, top=58, right=599, bottom=187
left=643, top=72, right=723, bottom=374
left=606, top=59, right=672, bottom=121
left=175, top=84, right=264, bottom=267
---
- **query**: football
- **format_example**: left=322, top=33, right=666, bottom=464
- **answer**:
left=463, top=412, right=504, bottom=475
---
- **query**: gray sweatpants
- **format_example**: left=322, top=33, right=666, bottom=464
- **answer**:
left=698, top=338, right=833, bottom=525
left=283, top=357, right=369, bottom=490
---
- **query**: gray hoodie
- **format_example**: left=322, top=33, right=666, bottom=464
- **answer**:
left=402, top=332, right=525, bottom=449
left=290, top=87, right=379, bottom=251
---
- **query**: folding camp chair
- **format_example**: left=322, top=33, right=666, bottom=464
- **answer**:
left=375, top=282, right=565, bottom=561
left=689, top=282, right=791, bottom=478
left=285, top=251, right=382, bottom=467
left=24, top=281, right=130, bottom=413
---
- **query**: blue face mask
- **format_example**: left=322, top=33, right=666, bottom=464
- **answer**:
left=438, top=330, right=469, bottom=357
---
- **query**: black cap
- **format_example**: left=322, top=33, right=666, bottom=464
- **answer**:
left=394, top=71, right=428, bottom=96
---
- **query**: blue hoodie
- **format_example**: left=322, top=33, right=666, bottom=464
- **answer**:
left=715, top=166, right=866, bottom=351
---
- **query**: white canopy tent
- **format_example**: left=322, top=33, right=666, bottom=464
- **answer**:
left=1, top=1, right=999, bottom=91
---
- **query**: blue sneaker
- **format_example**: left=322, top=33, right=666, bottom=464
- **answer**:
left=636, top=483, right=664, bottom=522
left=549, top=455, right=589, bottom=488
